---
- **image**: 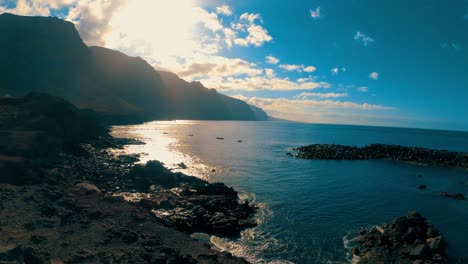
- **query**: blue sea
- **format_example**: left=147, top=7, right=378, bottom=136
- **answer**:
left=111, top=121, right=468, bottom=264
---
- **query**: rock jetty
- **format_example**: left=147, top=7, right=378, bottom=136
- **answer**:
left=351, top=212, right=449, bottom=264
left=292, top=144, right=468, bottom=169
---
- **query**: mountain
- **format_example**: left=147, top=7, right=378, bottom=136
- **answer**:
left=0, top=13, right=268, bottom=122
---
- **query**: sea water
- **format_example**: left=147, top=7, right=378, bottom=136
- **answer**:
left=111, top=121, right=468, bottom=263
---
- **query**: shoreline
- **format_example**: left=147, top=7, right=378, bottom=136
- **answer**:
left=0, top=94, right=255, bottom=263
left=1, top=94, right=462, bottom=263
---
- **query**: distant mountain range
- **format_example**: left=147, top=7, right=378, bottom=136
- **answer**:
left=0, top=13, right=268, bottom=122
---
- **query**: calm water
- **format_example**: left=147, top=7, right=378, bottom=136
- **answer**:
left=111, top=121, right=468, bottom=264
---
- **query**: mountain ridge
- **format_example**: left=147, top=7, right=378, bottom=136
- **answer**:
left=0, top=13, right=268, bottom=122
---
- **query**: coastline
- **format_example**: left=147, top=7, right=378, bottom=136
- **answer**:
left=0, top=94, right=255, bottom=263
left=1, top=94, right=462, bottom=263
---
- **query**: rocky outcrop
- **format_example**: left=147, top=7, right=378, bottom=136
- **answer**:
left=0, top=93, right=106, bottom=185
left=0, top=94, right=254, bottom=263
left=350, top=212, right=449, bottom=264
left=292, top=144, right=468, bottom=169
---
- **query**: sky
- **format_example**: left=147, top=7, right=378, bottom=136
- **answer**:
left=1, top=0, right=468, bottom=131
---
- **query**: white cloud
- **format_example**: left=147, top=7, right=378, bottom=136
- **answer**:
left=0, top=0, right=74, bottom=16
left=296, top=92, right=348, bottom=99
left=232, top=95, right=396, bottom=125
left=234, top=95, right=393, bottom=111
left=354, top=31, right=375, bottom=46
left=231, top=13, right=272, bottom=47
left=223, top=27, right=236, bottom=48
left=357, top=86, right=369, bottom=92
left=297, top=77, right=314, bottom=83
left=234, top=24, right=272, bottom=47
left=177, top=56, right=262, bottom=78
left=216, top=4, right=232, bottom=16
left=67, top=0, right=126, bottom=46
left=331, top=67, right=347, bottom=75
left=303, top=66, right=316, bottom=72
left=265, top=68, right=275, bottom=77
left=266, top=55, right=280, bottom=64
left=196, top=7, right=224, bottom=32
left=3, top=0, right=125, bottom=46
left=309, top=7, right=321, bottom=20
left=279, top=64, right=316, bottom=72
left=197, top=75, right=329, bottom=91
left=369, top=72, right=379, bottom=80
left=240, top=12, right=261, bottom=23
left=279, top=64, right=302, bottom=72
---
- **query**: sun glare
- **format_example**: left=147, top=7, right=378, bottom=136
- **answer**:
left=105, top=0, right=199, bottom=66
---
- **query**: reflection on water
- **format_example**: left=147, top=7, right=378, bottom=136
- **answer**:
left=111, top=121, right=468, bottom=264
left=111, top=121, right=212, bottom=179
left=111, top=121, right=290, bottom=263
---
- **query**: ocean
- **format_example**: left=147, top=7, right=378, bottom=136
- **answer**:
left=111, top=121, right=468, bottom=263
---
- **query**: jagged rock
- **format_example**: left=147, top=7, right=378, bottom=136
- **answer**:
left=351, top=212, right=449, bottom=263
left=426, top=236, right=444, bottom=252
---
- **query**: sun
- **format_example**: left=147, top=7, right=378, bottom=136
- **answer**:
left=105, top=0, right=200, bottom=67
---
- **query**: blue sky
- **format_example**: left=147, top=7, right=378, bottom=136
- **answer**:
left=1, top=0, right=467, bottom=130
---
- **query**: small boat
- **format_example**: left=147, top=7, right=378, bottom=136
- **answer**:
left=216, top=137, right=224, bottom=140
left=237, top=140, right=243, bottom=143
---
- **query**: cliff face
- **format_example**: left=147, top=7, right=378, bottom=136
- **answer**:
left=0, top=13, right=268, bottom=122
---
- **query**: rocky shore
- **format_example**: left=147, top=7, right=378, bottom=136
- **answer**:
left=0, top=93, right=254, bottom=263
left=349, top=212, right=449, bottom=264
left=290, top=144, right=468, bottom=169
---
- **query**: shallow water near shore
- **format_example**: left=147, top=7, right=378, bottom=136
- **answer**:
left=111, top=121, right=468, bottom=263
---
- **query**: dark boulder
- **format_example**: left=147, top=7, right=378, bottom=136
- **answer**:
left=350, top=212, right=449, bottom=263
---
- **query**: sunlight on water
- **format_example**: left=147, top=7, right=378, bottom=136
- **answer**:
left=111, top=121, right=293, bottom=263
left=110, top=121, right=468, bottom=263
left=111, top=121, right=212, bottom=179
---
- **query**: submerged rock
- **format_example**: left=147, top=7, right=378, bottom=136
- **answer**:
left=439, top=192, right=466, bottom=200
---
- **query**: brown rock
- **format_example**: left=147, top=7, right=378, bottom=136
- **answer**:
left=73, top=182, right=102, bottom=195
left=426, top=236, right=444, bottom=253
